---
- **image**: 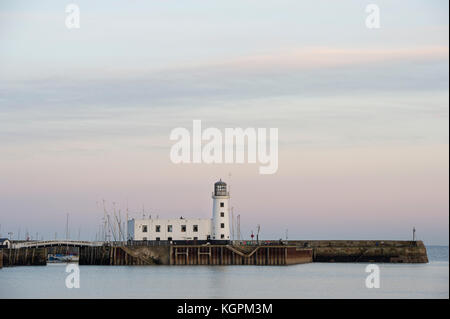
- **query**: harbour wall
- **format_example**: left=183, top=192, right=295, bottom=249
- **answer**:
left=286, top=240, right=428, bottom=263
left=79, top=245, right=170, bottom=265
left=170, top=245, right=312, bottom=265
left=0, top=248, right=47, bottom=267
left=79, top=245, right=313, bottom=265
left=2, top=240, right=428, bottom=267
left=78, top=240, right=427, bottom=265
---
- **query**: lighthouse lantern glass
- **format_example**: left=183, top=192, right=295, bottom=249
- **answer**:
left=215, top=182, right=227, bottom=196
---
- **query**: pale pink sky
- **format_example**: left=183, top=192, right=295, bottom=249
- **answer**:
left=0, top=1, right=448, bottom=244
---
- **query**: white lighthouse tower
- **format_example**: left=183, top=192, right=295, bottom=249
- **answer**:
left=211, top=179, right=231, bottom=241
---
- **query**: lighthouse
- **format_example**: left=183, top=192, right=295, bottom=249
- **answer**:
left=211, top=179, right=230, bottom=241
left=127, top=180, right=232, bottom=242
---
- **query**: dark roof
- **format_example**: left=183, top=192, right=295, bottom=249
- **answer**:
left=0, top=238, right=10, bottom=242
left=215, top=179, right=226, bottom=186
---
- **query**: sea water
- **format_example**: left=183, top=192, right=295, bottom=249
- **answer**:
left=0, top=245, right=447, bottom=299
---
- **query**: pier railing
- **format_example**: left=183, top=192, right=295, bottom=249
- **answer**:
left=12, top=240, right=104, bottom=249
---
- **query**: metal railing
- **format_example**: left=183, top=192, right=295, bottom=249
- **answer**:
left=12, top=240, right=105, bottom=249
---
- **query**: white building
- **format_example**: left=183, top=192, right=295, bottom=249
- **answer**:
left=127, top=180, right=231, bottom=242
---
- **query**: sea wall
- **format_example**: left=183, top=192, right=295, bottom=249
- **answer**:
left=79, top=245, right=313, bottom=265
left=1, top=248, right=47, bottom=267
left=285, top=247, right=314, bottom=265
left=5, top=240, right=427, bottom=267
left=171, top=245, right=312, bottom=265
left=287, top=240, right=428, bottom=263
left=79, top=245, right=170, bottom=265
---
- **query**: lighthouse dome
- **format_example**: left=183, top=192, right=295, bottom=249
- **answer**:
left=215, top=179, right=226, bottom=186
left=214, top=179, right=228, bottom=196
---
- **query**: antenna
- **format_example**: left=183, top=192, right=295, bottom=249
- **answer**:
left=231, top=207, right=234, bottom=241
left=126, top=203, right=129, bottom=241
left=113, top=202, right=119, bottom=241
left=114, top=208, right=124, bottom=242
left=66, top=213, right=70, bottom=254
left=256, top=224, right=260, bottom=244
left=66, top=213, right=69, bottom=241
left=237, top=214, right=241, bottom=241
left=107, top=214, right=117, bottom=242
left=102, top=200, right=109, bottom=242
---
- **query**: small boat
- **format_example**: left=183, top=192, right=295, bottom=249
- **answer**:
left=48, top=254, right=79, bottom=263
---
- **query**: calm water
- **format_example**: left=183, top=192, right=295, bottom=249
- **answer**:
left=0, top=246, right=448, bottom=299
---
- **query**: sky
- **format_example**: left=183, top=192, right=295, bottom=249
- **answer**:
left=0, top=1, right=448, bottom=244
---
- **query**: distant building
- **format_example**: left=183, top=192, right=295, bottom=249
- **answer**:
left=0, top=238, right=11, bottom=248
left=127, top=180, right=231, bottom=242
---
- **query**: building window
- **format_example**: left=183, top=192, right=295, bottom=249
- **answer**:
left=181, top=225, right=186, bottom=232
left=221, top=223, right=225, bottom=229
left=142, top=225, right=148, bottom=233
left=167, top=225, right=172, bottom=232
left=155, top=225, right=161, bottom=232
left=193, top=237, right=198, bottom=240
left=193, top=225, right=198, bottom=232
left=220, top=202, right=224, bottom=207
left=168, top=237, right=172, bottom=241
left=221, top=234, right=225, bottom=239
left=143, top=237, right=147, bottom=241
left=155, top=237, right=160, bottom=241
left=220, top=212, right=224, bottom=217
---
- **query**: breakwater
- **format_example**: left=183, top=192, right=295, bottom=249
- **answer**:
left=1, top=240, right=428, bottom=267
left=170, top=245, right=312, bottom=265
left=288, top=240, right=428, bottom=263
left=0, top=248, right=47, bottom=267
left=79, top=245, right=169, bottom=265
left=79, top=245, right=313, bottom=265
left=79, top=240, right=427, bottom=265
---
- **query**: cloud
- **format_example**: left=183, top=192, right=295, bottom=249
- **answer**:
left=1, top=46, right=448, bottom=111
